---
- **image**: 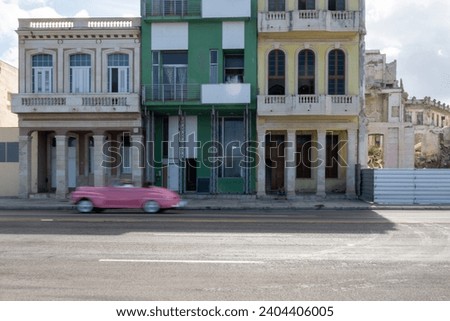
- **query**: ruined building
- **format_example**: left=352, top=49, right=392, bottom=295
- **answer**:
left=365, top=50, right=450, bottom=169
left=365, top=50, right=414, bottom=169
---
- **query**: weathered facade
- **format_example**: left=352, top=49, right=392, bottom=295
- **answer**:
left=141, top=0, right=258, bottom=194
left=12, top=18, right=142, bottom=199
left=405, top=97, right=450, bottom=168
left=365, top=50, right=414, bottom=169
left=256, top=0, right=366, bottom=197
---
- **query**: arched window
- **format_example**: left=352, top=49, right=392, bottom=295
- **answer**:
left=299, top=0, right=315, bottom=10
left=32, top=54, right=53, bottom=93
left=268, top=0, right=285, bottom=11
left=268, top=50, right=285, bottom=95
left=328, top=49, right=345, bottom=95
left=298, top=50, right=315, bottom=95
left=328, top=0, right=345, bottom=11
left=108, top=53, right=130, bottom=93
left=70, top=54, right=91, bottom=93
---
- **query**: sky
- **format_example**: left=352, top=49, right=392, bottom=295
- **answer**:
left=1, top=0, right=450, bottom=103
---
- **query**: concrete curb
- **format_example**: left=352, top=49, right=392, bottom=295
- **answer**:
left=1, top=199, right=450, bottom=211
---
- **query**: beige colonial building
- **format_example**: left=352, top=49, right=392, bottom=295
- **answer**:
left=0, top=60, right=19, bottom=197
left=12, top=18, right=142, bottom=199
left=256, top=0, right=366, bottom=198
left=365, top=50, right=414, bottom=169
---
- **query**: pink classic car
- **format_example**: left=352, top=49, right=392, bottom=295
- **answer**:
left=71, top=183, right=186, bottom=213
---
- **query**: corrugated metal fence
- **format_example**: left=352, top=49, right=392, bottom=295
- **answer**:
left=360, top=169, right=450, bottom=204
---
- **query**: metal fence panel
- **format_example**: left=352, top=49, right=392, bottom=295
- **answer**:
left=361, top=169, right=450, bottom=205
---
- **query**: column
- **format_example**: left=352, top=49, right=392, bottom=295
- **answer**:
left=18, top=135, right=32, bottom=199
left=316, top=130, right=326, bottom=197
left=131, top=134, right=144, bottom=187
left=285, top=130, right=296, bottom=198
left=346, top=129, right=357, bottom=198
left=93, top=135, right=105, bottom=187
left=55, top=135, right=68, bottom=199
left=256, top=131, right=266, bottom=197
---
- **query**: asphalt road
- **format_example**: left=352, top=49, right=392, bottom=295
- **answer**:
left=0, top=209, right=449, bottom=300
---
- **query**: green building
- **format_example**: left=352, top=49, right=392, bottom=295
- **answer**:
left=141, top=0, right=257, bottom=194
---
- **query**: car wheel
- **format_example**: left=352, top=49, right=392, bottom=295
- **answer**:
left=143, top=200, right=160, bottom=213
left=77, top=199, right=94, bottom=213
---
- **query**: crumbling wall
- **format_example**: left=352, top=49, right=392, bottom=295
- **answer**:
left=415, top=127, right=450, bottom=168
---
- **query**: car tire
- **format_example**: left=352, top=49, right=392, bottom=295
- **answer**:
left=143, top=200, right=160, bottom=213
left=77, top=199, right=94, bottom=213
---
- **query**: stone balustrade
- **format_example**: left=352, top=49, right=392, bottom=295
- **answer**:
left=19, top=18, right=140, bottom=30
left=12, top=93, right=140, bottom=113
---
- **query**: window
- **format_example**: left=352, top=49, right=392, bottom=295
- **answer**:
left=296, top=135, right=312, bottom=179
left=268, top=50, right=285, bottom=95
left=155, top=51, right=188, bottom=101
left=298, top=50, right=315, bottom=95
left=268, top=0, right=285, bottom=11
left=224, top=52, right=244, bottom=83
left=70, top=54, right=91, bottom=93
left=328, top=49, right=345, bottom=95
left=108, top=54, right=129, bottom=93
left=153, top=51, right=189, bottom=101
left=32, top=54, right=53, bottom=93
left=152, top=0, right=188, bottom=16
left=219, top=118, right=244, bottom=178
left=0, top=142, right=19, bottom=163
left=299, top=0, right=315, bottom=10
left=209, top=50, right=218, bottom=84
left=417, top=112, right=424, bottom=125
left=328, top=0, right=345, bottom=11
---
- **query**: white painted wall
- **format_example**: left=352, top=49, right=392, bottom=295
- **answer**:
left=222, top=22, right=245, bottom=49
left=151, top=23, right=189, bottom=50
left=202, top=0, right=251, bottom=18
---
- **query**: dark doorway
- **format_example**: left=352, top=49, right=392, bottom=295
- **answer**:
left=186, top=158, right=197, bottom=192
left=265, top=134, right=285, bottom=193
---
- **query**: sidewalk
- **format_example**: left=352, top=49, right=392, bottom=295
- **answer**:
left=1, top=194, right=450, bottom=211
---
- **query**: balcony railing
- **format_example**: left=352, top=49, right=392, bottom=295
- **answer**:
left=201, top=83, right=251, bottom=104
left=142, top=84, right=201, bottom=103
left=259, top=10, right=361, bottom=32
left=12, top=93, right=140, bottom=113
left=258, top=95, right=359, bottom=116
left=144, top=0, right=201, bottom=18
left=18, top=18, right=140, bottom=30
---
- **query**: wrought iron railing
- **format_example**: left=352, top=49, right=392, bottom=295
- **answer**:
left=142, top=84, right=201, bottom=103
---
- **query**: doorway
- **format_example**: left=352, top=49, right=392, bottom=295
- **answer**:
left=265, top=134, right=285, bottom=194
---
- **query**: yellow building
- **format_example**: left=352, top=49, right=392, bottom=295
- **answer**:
left=0, top=60, right=19, bottom=196
left=256, top=0, right=366, bottom=197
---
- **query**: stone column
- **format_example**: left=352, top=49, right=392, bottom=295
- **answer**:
left=346, top=129, right=357, bottom=198
left=18, top=135, right=32, bottom=199
left=93, top=135, right=105, bottom=187
left=316, top=130, right=326, bottom=197
left=131, top=134, right=144, bottom=187
left=256, top=130, right=266, bottom=197
left=285, top=130, right=296, bottom=198
left=55, top=135, right=68, bottom=199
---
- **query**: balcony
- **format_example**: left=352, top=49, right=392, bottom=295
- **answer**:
left=18, top=17, right=141, bottom=30
left=201, top=84, right=251, bottom=104
left=257, top=95, right=359, bottom=116
left=258, top=10, right=361, bottom=33
left=143, top=0, right=251, bottom=20
left=143, top=0, right=201, bottom=19
left=142, top=84, right=201, bottom=103
left=12, top=93, right=141, bottom=114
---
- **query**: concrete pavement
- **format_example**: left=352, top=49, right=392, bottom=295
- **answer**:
left=1, top=193, right=450, bottom=211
